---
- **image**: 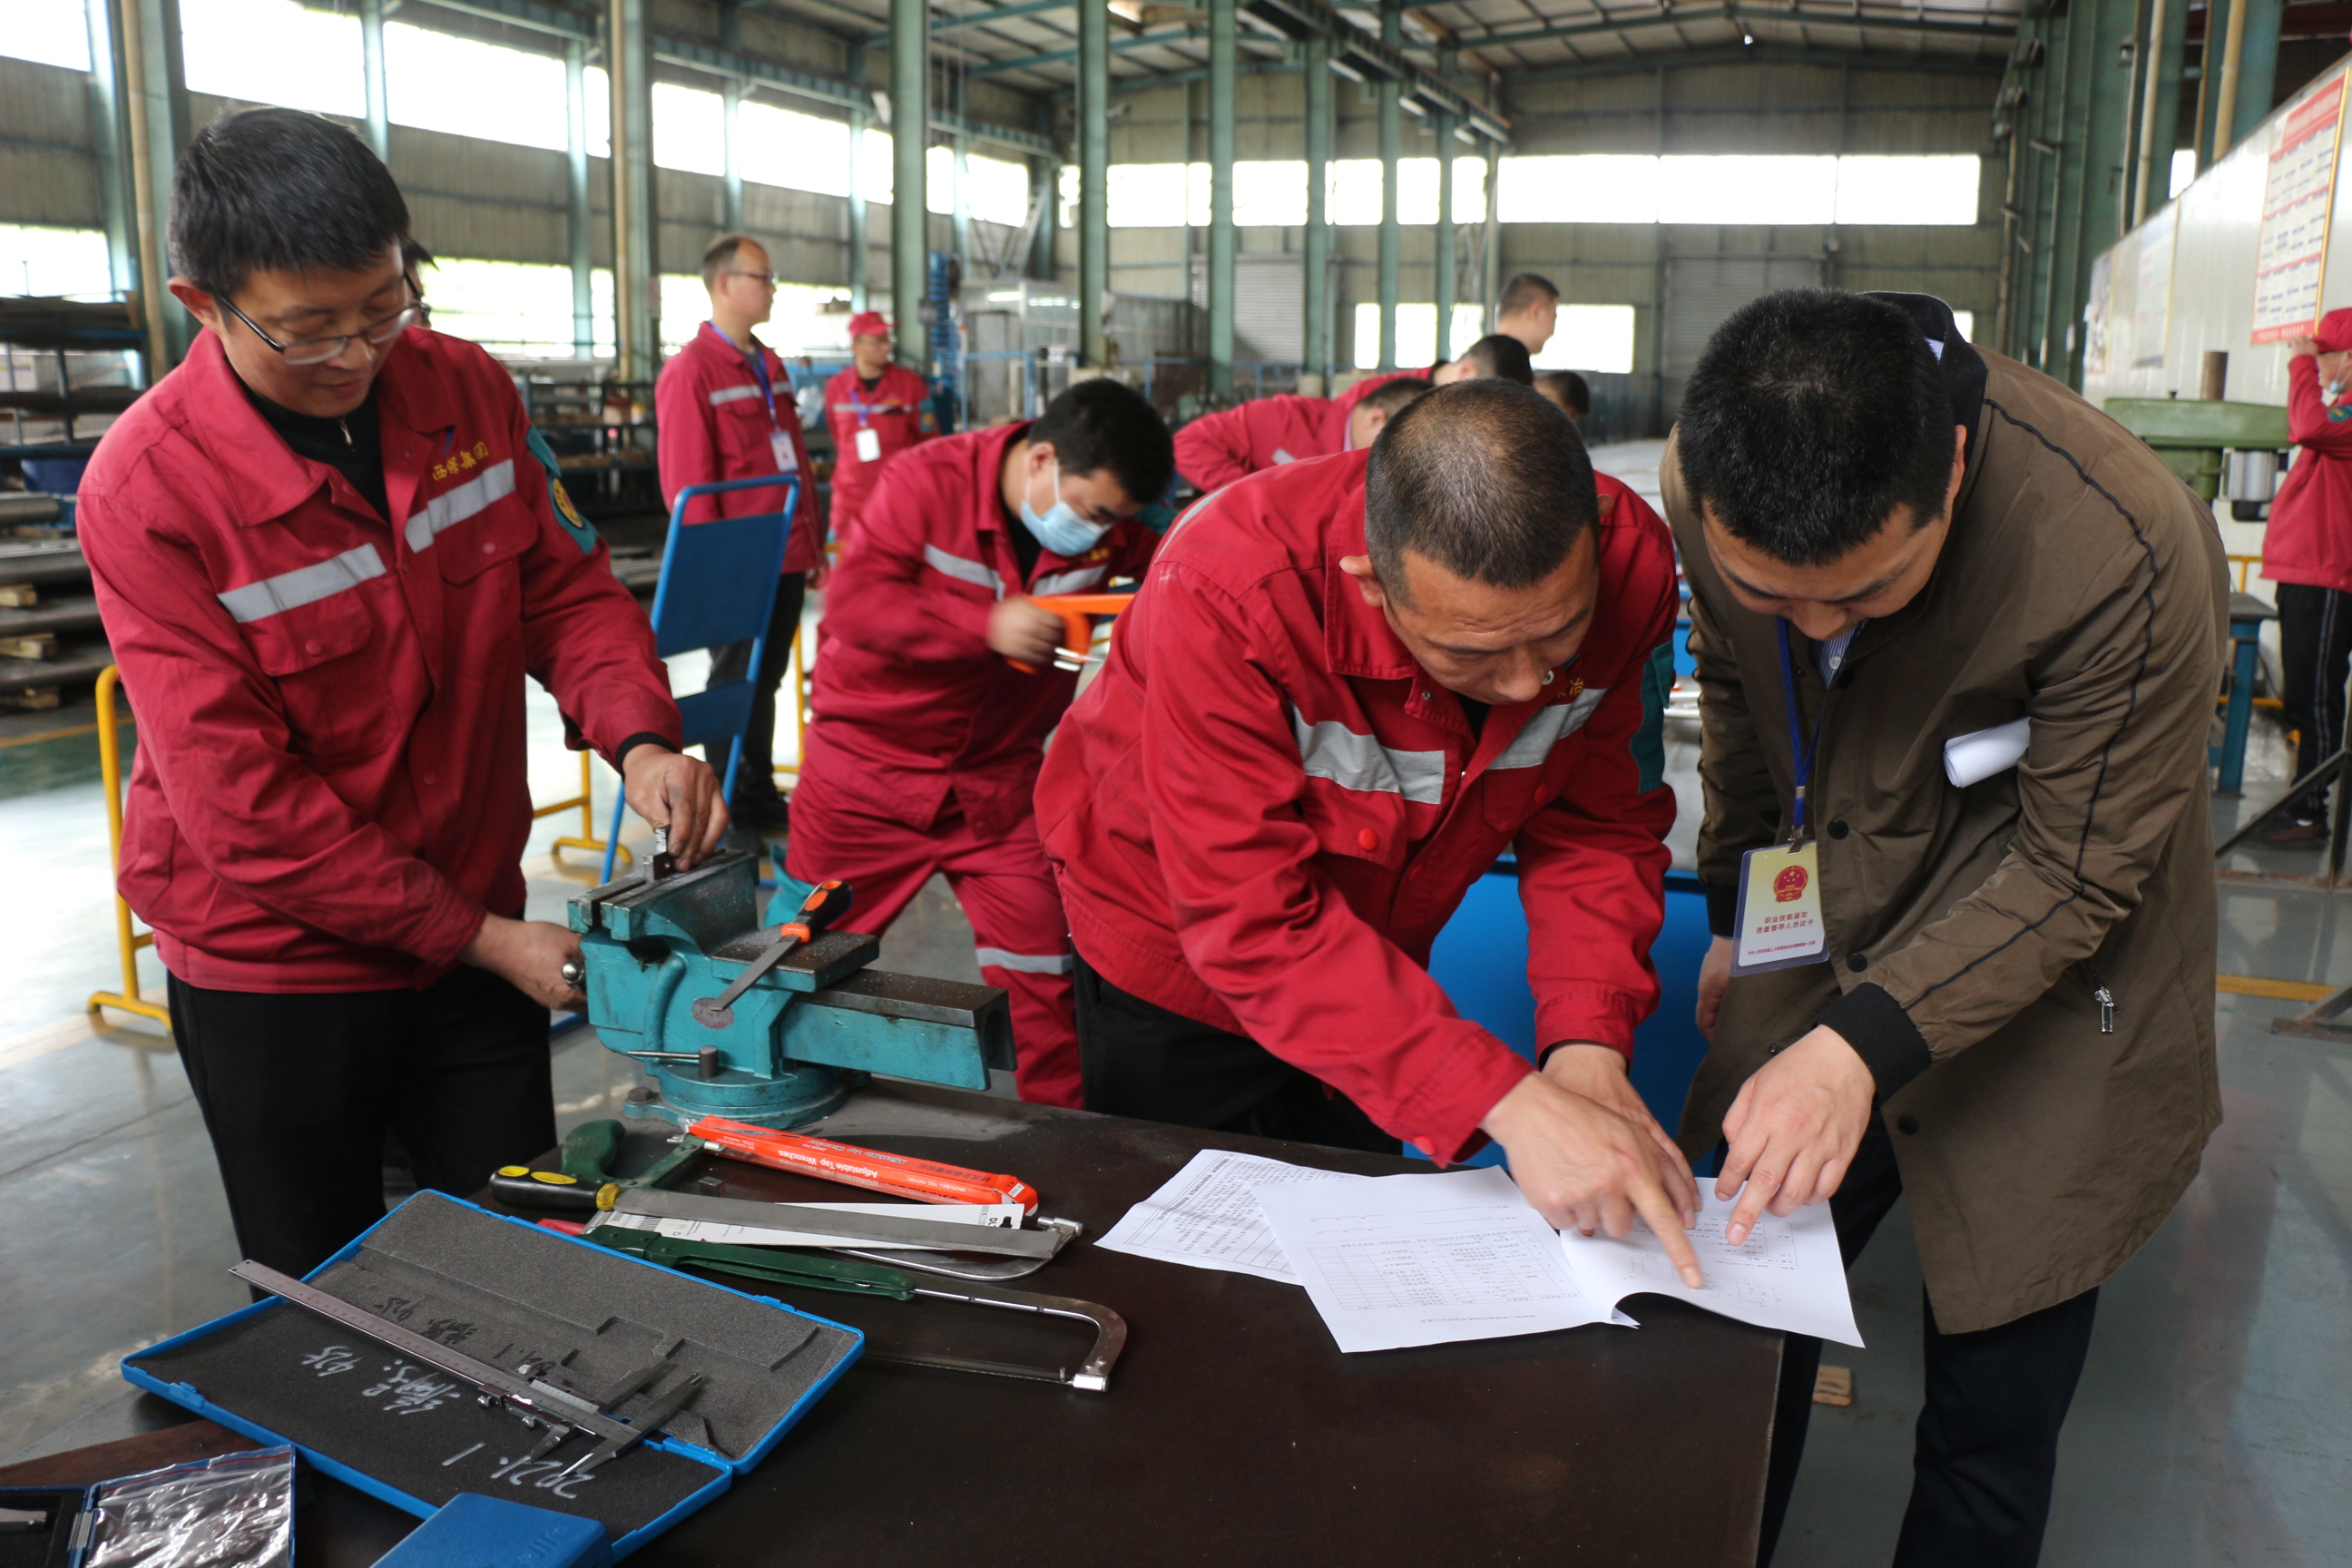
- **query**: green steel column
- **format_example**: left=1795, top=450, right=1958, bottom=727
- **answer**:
left=2048, top=0, right=2134, bottom=387
left=950, top=75, right=970, bottom=266
left=2194, top=0, right=2230, bottom=169
left=1028, top=96, right=1056, bottom=281
left=118, top=0, right=191, bottom=371
left=1482, top=136, right=1500, bottom=331
left=1207, top=0, right=1235, bottom=395
left=609, top=0, right=657, bottom=382
left=2132, top=0, right=2172, bottom=221
left=85, top=0, right=134, bottom=299
left=1303, top=35, right=1330, bottom=382
left=722, top=80, right=745, bottom=233
left=2148, top=0, right=2188, bottom=201
left=1433, top=111, right=1455, bottom=361
left=848, top=52, right=869, bottom=311
left=890, top=0, right=927, bottom=371
left=1377, top=0, right=1401, bottom=370
left=565, top=38, right=593, bottom=357
left=1078, top=0, right=1108, bottom=365
left=359, top=0, right=388, bottom=160
left=2231, top=0, right=2284, bottom=146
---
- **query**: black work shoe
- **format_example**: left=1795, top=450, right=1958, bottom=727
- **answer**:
left=731, top=789, right=791, bottom=835
left=2259, top=817, right=2328, bottom=847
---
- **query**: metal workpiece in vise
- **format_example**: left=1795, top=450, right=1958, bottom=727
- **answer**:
left=567, top=838, right=1015, bottom=1129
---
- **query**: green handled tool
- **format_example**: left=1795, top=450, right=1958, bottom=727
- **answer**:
left=583, top=1225, right=1126, bottom=1393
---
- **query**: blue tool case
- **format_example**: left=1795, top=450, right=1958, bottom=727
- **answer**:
left=120, top=1191, right=862, bottom=1558
left=0, top=1485, right=94, bottom=1568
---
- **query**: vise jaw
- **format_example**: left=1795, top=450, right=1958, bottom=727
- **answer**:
left=568, top=848, right=1015, bottom=1128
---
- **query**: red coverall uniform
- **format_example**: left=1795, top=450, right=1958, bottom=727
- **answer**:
left=821, top=361, right=934, bottom=547
left=1034, top=451, right=1677, bottom=1161
left=78, top=324, right=681, bottom=1276
left=2261, top=348, right=2352, bottom=816
left=785, top=422, right=1159, bottom=1107
left=1171, top=372, right=1427, bottom=492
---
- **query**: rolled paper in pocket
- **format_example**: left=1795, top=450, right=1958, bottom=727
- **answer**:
left=1945, top=717, right=2031, bottom=788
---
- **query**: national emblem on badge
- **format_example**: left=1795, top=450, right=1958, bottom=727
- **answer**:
left=1774, top=864, right=1809, bottom=903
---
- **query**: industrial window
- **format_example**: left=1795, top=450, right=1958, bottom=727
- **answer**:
left=654, top=83, right=728, bottom=176
left=1531, top=306, right=1637, bottom=375
left=419, top=259, right=580, bottom=358
left=1107, top=159, right=1487, bottom=228
left=857, top=130, right=898, bottom=207
left=0, top=225, right=113, bottom=299
left=963, top=152, right=1034, bottom=228
left=1496, top=155, right=1979, bottom=226
left=180, top=0, right=364, bottom=119
left=387, top=23, right=571, bottom=152
left=739, top=103, right=853, bottom=197
left=2170, top=149, right=2196, bottom=200
left=3, top=0, right=93, bottom=70
left=1351, top=302, right=1486, bottom=369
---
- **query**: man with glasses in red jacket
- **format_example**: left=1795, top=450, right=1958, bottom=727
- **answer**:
left=1036, top=380, right=1703, bottom=1279
left=78, top=109, right=725, bottom=1279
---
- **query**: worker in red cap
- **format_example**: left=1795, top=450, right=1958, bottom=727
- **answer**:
left=823, top=311, right=935, bottom=551
left=2259, top=307, right=2352, bottom=845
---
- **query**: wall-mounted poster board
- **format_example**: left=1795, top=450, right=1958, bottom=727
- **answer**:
left=2133, top=204, right=2176, bottom=367
left=2252, top=73, right=2351, bottom=342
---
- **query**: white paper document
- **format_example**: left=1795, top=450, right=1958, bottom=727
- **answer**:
left=1096, top=1147, right=1361, bottom=1283
left=587, top=1199, right=1024, bottom=1252
left=1252, top=1167, right=1622, bottom=1352
left=1559, top=1189, right=1864, bottom=1348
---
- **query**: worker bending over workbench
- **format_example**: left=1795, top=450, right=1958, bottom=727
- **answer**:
left=78, top=109, right=725, bottom=1279
left=1038, top=379, right=1707, bottom=1284
left=787, top=379, right=1175, bottom=1109
left=1171, top=374, right=1426, bottom=494
left=1667, top=290, right=2225, bottom=1567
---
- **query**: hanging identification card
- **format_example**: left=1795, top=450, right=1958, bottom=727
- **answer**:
left=854, top=426, right=882, bottom=463
left=770, top=431, right=799, bottom=473
left=1729, top=841, right=1829, bottom=976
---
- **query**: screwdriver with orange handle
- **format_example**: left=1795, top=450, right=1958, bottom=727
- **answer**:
left=691, top=878, right=852, bottom=1030
left=686, top=1114, right=1039, bottom=1214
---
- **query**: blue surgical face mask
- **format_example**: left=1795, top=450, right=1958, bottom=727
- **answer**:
left=1021, top=456, right=1112, bottom=558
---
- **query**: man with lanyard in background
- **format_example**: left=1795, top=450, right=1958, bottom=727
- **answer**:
left=787, top=380, right=1175, bottom=1109
left=822, top=311, right=934, bottom=553
left=655, top=233, right=820, bottom=834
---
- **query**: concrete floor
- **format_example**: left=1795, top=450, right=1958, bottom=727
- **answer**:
left=4, top=535, right=2349, bottom=1563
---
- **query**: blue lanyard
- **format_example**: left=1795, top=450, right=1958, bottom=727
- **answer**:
left=741, top=345, right=779, bottom=428
left=1775, top=617, right=1862, bottom=844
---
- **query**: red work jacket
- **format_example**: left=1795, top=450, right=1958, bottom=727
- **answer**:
left=1035, top=451, right=1678, bottom=1161
left=78, top=328, right=681, bottom=992
left=799, top=422, right=1159, bottom=839
left=2263, top=353, right=2352, bottom=593
left=655, top=322, right=822, bottom=573
left=821, top=362, right=933, bottom=544
left=1172, top=396, right=1348, bottom=492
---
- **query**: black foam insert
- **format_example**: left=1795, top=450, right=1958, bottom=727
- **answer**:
left=125, top=1192, right=858, bottom=1539
left=0, top=1489, right=82, bottom=1568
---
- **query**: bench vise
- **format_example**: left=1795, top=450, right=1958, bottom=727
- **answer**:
left=567, top=847, right=1014, bottom=1128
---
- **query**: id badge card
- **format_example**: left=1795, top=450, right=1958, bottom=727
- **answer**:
left=1729, top=841, right=1829, bottom=976
left=769, top=431, right=799, bottom=473
left=854, top=426, right=883, bottom=463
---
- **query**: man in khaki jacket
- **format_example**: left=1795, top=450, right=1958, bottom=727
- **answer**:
left=1663, top=289, right=2225, bottom=1568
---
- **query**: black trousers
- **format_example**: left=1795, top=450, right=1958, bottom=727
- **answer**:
left=169, top=965, right=555, bottom=1279
left=707, top=571, right=808, bottom=803
left=2275, top=582, right=2352, bottom=820
left=1073, top=955, right=1395, bottom=1153
left=1758, top=1114, right=2100, bottom=1568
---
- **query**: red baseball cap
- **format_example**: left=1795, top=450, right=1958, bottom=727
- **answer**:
left=848, top=312, right=890, bottom=339
left=2316, top=309, right=2352, bottom=352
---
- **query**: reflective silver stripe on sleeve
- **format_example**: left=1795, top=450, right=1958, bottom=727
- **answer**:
left=216, top=543, right=387, bottom=623
left=403, top=459, right=516, bottom=554
left=1270, top=447, right=1296, bottom=464
left=1033, top=564, right=1108, bottom=595
left=923, top=543, right=1004, bottom=595
left=709, top=385, right=763, bottom=406
left=975, top=947, right=1075, bottom=975
left=1492, top=686, right=1609, bottom=769
left=1291, top=707, right=1446, bottom=805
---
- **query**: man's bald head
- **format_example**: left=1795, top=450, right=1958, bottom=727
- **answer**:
left=1365, top=379, right=1597, bottom=607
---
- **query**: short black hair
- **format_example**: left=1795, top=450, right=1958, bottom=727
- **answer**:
left=1536, top=370, right=1590, bottom=417
left=1366, top=380, right=1596, bottom=604
left=1357, top=377, right=1431, bottom=418
left=1676, top=289, right=1956, bottom=566
left=1030, top=377, right=1174, bottom=506
left=1456, top=334, right=1534, bottom=385
left=1498, top=273, right=1560, bottom=318
left=702, top=233, right=761, bottom=288
left=171, top=108, right=415, bottom=299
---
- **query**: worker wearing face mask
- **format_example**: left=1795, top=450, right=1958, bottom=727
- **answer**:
left=783, top=379, right=1175, bottom=1107
left=2258, top=309, right=2352, bottom=847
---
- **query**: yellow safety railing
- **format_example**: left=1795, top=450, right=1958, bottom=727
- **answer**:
left=775, top=618, right=814, bottom=790
left=534, top=750, right=630, bottom=870
left=2223, top=554, right=2285, bottom=711
left=87, top=665, right=171, bottom=1030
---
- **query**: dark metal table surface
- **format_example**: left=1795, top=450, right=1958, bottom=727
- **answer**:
left=24, top=1082, right=1783, bottom=1565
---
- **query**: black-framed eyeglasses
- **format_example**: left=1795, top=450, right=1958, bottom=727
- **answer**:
left=725, top=269, right=778, bottom=287
left=219, top=284, right=423, bottom=367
